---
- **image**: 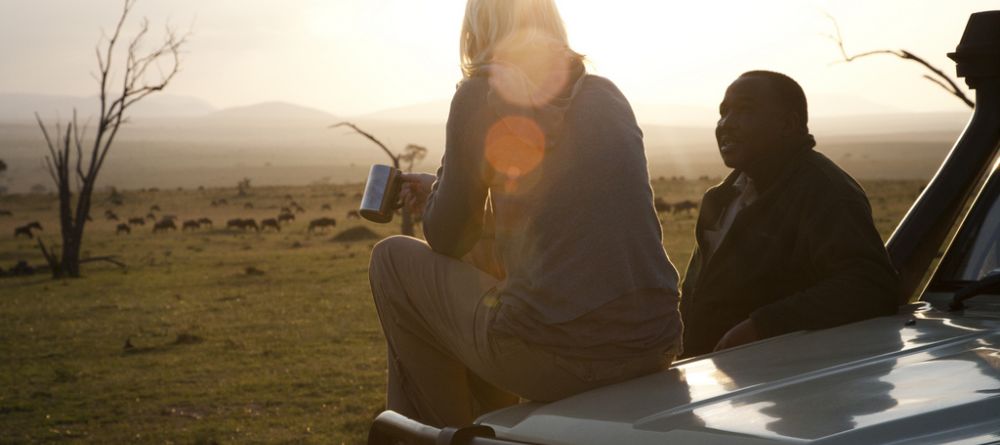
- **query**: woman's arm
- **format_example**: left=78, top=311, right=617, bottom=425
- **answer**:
left=422, top=79, right=494, bottom=258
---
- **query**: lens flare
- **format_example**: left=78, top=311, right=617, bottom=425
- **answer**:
left=488, top=29, right=571, bottom=108
left=485, top=116, right=546, bottom=192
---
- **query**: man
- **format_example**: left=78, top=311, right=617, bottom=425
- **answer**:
left=679, top=70, right=899, bottom=358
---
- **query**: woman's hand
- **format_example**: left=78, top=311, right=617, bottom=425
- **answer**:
left=398, top=173, right=436, bottom=217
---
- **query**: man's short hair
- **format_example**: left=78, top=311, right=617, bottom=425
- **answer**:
left=739, top=70, right=809, bottom=132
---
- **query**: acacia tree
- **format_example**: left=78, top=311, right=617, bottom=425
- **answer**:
left=35, top=0, right=186, bottom=278
left=330, top=122, right=427, bottom=236
left=825, top=14, right=974, bottom=109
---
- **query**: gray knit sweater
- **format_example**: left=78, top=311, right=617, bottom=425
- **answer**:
left=424, top=68, right=682, bottom=359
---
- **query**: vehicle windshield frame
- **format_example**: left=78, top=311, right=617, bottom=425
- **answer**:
left=928, top=162, right=1000, bottom=291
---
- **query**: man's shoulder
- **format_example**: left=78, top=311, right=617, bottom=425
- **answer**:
left=796, top=149, right=868, bottom=201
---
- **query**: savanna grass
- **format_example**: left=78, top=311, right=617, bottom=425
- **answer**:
left=0, top=179, right=921, bottom=443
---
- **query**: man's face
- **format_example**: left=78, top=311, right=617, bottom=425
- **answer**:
left=715, top=76, right=791, bottom=170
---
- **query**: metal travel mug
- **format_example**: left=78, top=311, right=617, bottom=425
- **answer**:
left=359, top=164, right=402, bottom=223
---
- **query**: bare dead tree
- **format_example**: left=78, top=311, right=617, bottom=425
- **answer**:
left=34, top=0, right=187, bottom=278
left=824, top=14, right=974, bottom=109
left=330, top=122, right=427, bottom=236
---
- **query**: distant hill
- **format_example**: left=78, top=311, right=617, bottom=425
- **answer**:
left=206, top=101, right=336, bottom=124
left=355, top=101, right=450, bottom=124
left=0, top=93, right=216, bottom=122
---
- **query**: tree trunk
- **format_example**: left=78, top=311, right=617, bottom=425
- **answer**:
left=390, top=158, right=415, bottom=236
left=61, top=234, right=82, bottom=278
left=401, top=207, right=414, bottom=237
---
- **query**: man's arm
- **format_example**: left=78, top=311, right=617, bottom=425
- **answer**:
left=748, top=196, right=900, bottom=339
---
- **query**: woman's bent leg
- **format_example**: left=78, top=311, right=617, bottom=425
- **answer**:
left=369, top=236, right=510, bottom=426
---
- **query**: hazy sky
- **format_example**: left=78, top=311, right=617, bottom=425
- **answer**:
left=1, top=0, right=994, bottom=117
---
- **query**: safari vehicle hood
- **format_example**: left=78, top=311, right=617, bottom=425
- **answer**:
left=477, top=302, right=1000, bottom=445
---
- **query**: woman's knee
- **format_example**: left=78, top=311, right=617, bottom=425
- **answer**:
left=370, top=235, right=428, bottom=271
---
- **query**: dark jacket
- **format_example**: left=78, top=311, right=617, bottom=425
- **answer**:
left=679, top=146, right=899, bottom=358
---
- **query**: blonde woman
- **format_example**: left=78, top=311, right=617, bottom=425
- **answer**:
left=369, top=0, right=682, bottom=426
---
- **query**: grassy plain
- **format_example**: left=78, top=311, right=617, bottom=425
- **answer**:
left=0, top=178, right=922, bottom=444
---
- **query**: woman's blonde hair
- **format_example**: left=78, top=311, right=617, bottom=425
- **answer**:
left=460, top=0, right=582, bottom=79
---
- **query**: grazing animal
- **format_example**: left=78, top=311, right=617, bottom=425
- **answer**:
left=14, top=222, right=43, bottom=239
left=197, top=217, right=213, bottom=227
left=152, top=219, right=177, bottom=233
left=150, top=205, right=161, bottom=212
left=672, top=200, right=699, bottom=215
left=104, top=210, right=119, bottom=221
left=128, top=217, right=146, bottom=226
left=244, top=202, right=254, bottom=209
left=293, top=204, right=305, bottom=213
left=654, top=197, right=672, bottom=214
left=241, top=218, right=260, bottom=232
left=182, top=220, right=201, bottom=231
left=226, top=218, right=259, bottom=232
left=321, top=203, right=332, bottom=211
left=260, top=218, right=281, bottom=232
left=211, top=198, right=229, bottom=207
left=146, top=213, right=156, bottom=222
left=116, top=223, right=131, bottom=235
left=280, top=206, right=292, bottom=214
left=0, top=209, right=12, bottom=217
left=308, top=217, right=337, bottom=233
left=346, top=210, right=361, bottom=220
left=277, top=212, right=295, bottom=224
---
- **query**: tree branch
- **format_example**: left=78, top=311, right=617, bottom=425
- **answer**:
left=79, top=256, right=127, bottom=270
left=329, top=122, right=399, bottom=164
left=824, top=13, right=974, bottom=109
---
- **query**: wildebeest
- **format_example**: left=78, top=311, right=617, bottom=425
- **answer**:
left=308, top=217, right=337, bottom=233
left=277, top=212, right=295, bottom=224
left=104, top=209, right=119, bottom=221
left=146, top=213, right=156, bottom=222
left=128, top=217, right=146, bottom=226
left=241, top=219, right=260, bottom=232
left=152, top=219, right=177, bottom=233
left=0, top=209, right=12, bottom=217
left=197, top=217, right=213, bottom=227
left=672, top=200, right=699, bottom=215
left=346, top=210, right=361, bottom=220
left=260, top=218, right=281, bottom=232
left=654, top=197, right=672, bottom=214
left=182, top=220, right=201, bottom=231
left=150, top=204, right=161, bottom=212
left=280, top=206, right=292, bottom=214
left=14, top=222, right=43, bottom=239
left=226, top=218, right=259, bottom=232
left=116, top=223, right=131, bottom=235
left=210, top=198, right=229, bottom=207
left=321, top=203, right=332, bottom=211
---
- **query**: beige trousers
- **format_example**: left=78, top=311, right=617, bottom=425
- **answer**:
left=368, top=235, right=671, bottom=427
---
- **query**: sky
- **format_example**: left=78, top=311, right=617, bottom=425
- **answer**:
left=0, top=0, right=995, bottom=118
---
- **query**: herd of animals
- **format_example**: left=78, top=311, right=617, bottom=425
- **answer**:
left=4, top=196, right=697, bottom=239
left=2, top=195, right=375, bottom=239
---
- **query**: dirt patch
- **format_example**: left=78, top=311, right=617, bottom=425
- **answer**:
left=331, top=226, right=379, bottom=243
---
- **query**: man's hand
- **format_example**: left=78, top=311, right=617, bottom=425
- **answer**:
left=398, top=173, right=436, bottom=217
left=714, top=319, right=759, bottom=352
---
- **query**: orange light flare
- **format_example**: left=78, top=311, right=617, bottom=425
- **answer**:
left=485, top=116, right=546, bottom=193
left=488, top=29, right=571, bottom=108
